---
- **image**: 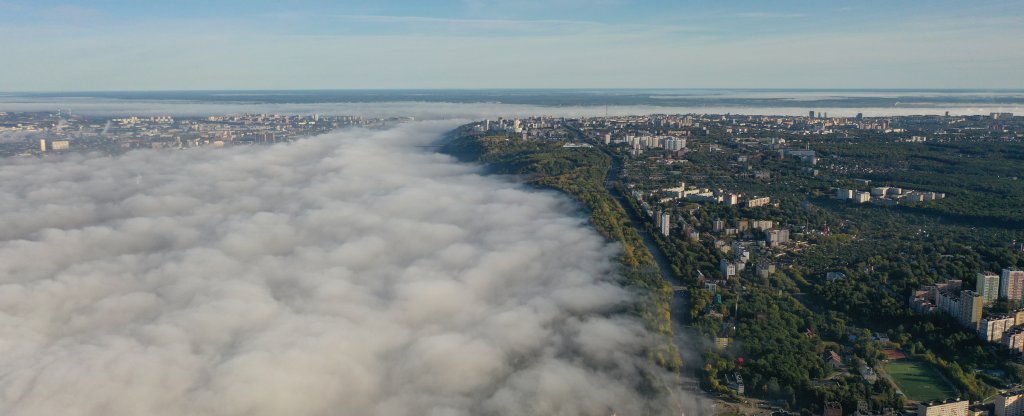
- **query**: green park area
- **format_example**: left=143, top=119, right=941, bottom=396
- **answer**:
left=884, top=360, right=958, bottom=402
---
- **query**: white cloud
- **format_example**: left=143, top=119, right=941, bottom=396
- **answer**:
left=0, top=121, right=694, bottom=415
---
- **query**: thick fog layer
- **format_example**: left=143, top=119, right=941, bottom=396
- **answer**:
left=0, top=122, right=677, bottom=416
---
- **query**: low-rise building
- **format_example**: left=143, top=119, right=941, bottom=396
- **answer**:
left=756, top=263, right=776, bottom=278
left=766, top=229, right=790, bottom=247
left=854, top=191, right=872, bottom=203
left=827, top=271, right=847, bottom=282
left=824, top=401, right=842, bottom=416
left=51, top=140, right=70, bottom=150
left=746, top=196, right=771, bottom=208
left=858, top=365, right=878, bottom=383
left=713, top=219, right=725, bottom=232
left=720, top=258, right=737, bottom=279
left=822, top=350, right=842, bottom=369
left=726, top=373, right=744, bottom=395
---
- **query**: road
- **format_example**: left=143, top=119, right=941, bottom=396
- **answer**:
left=606, top=153, right=707, bottom=391
left=565, top=123, right=715, bottom=413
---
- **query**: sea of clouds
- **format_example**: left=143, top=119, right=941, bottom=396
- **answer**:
left=0, top=121, right=694, bottom=415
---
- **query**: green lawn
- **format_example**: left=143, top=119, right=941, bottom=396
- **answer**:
left=884, top=360, right=958, bottom=402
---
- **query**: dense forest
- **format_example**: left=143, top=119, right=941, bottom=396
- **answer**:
left=815, top=138, right=1024, bottom=228
left=616, top=129, right=1024, bottom=412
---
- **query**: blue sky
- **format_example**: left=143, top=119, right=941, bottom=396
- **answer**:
left=1, top=0, right=1022, bottom=91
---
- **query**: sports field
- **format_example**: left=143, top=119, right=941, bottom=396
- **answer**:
left=883, top=360, right=958, bottom=402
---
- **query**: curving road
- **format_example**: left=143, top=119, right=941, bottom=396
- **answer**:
left=565, top=123, right=714, bottom=413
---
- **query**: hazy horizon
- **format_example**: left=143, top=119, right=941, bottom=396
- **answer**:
left=6, top=87, right=1024, bottom=94
left=3, top=89, right=1023, bottom=119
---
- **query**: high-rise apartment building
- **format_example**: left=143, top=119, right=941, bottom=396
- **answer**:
left=1002, top=269, right=1024, bottom=302
left=980, top=316, right=1016, bottom=343
left=996, top=391, right=1024, bottom=416
left=931, top=284, right=984, bottom=330
left=978, top=272, right=1002, bottom=304
left=958, top=290, right=984, bottom=330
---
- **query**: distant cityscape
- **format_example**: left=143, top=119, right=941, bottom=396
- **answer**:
left=0, top=111, right=409, bottom=157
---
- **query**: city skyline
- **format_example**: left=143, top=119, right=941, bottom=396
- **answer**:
left=1, top=0, right=1022, bottom=91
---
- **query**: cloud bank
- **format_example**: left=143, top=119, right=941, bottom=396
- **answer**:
left=0, top=121, right=680, bottom=415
